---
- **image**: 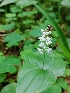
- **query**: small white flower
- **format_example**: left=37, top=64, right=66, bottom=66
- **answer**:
left=42, top=31, right=46, bottom=37
left=46, top=37, right=52, bottom=45
left=37, top=48, right=43, bottom=54
left=38, top=42, right=46, bottom=49
left=49, top=31, right=51, bottom=34
left=41, top=29, right=44, bottom=32
left=46, top=40, right=52, bottom=45
left=38, top=42, right=44, bottom=47
left=46, top=36, right=52, bottom=41
left=45, top=36, right=52, bottom=45
left=37, top=25, right=52, bottom=54
left=46, top=47, right=52, bottom=53
left=45, top=32, right=50, bottom=35
left=38, top=36, right=45, bottom=41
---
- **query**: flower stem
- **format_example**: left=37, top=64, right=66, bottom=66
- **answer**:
left=43, top=50, right=45, bottom=69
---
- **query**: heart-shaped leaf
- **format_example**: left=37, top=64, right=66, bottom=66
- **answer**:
left=16, top=50, right=65, bottom=93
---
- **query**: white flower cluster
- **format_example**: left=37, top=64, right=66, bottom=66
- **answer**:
left=37, top=25, right=52, bottom=54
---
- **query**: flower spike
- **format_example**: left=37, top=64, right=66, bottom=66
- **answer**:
left=37, top=25, right=52, bottom=54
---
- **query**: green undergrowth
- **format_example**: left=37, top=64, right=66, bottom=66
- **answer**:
left=0, top=0, right=70, bottom=93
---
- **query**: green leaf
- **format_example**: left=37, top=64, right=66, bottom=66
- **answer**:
left=61, top=0, right=70, bottom=8
left=23, top=44, right=34, bottom=50
left=23, top=20, right=33, bottom=25
left=0, top=56, right=21, bottom=74
left=1, top=83, right=16, bottom=93
left=57, top=78, right=68, bottom=89
left=57, top=39, right=70, bottom=61
left=30, top=26, right=42, bottom=38
left=6, top=13, right=16, bottom=18
left=0, top=23, right=15, bottom=31
left=43, top=84, right=61, bottom=93
left=4, top=33, right=23, bottom=47
left=0, top=0, right=17, bottom=7
left=67, top=38, right=70, bottom=48
left=0, top=74, right=6, bottom=82
left=16, top=50, right=65, bottom=93
left=16, top=66, right=56, bottom=93
left=16, top=0, right=37, bottom=8
left=21, top=10, right=37, bottom=17
left=64, top=68, right=70, bottom=76
left=10, top=6, right=22, bottom=13
left=67, top=86, right=70, bottom=93
left=0, top=52, right=6, bottom=64
left=0, top=9, right=5, bottom=12
left=30, top=21, right=48, bottom=37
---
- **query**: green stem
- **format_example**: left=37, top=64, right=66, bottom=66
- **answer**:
left=43, top=50, right=45, bottom=69
left=58, top=0, right=61, bottom=22
left=5, top=6, right=7, bottom=15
